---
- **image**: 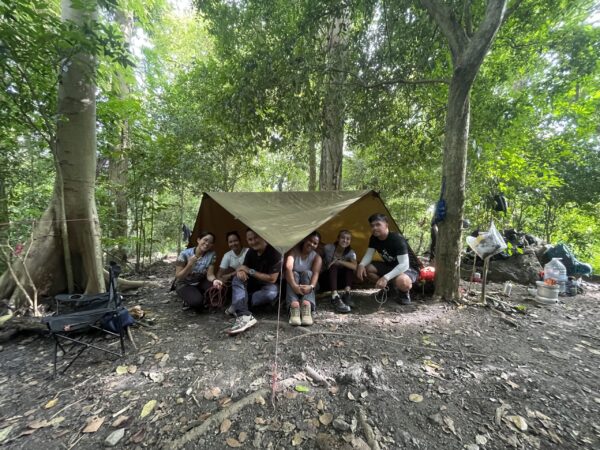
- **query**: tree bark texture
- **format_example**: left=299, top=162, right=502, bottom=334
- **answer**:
left=308, top=136, right=317, bottom=191
left=421, top=0, right=507, bottom=300
left=319, top=16, right=347, bottom=191
left=0, top=0, right=103, bottom=307
left=0, top=168, right=9, bottom=273
left=107, top=8, right=133, bottom=264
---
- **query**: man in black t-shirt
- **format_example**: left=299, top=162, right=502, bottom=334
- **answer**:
left=356, top=213, right=419, bottom=305
left=228, top=229, right=282, bottom=335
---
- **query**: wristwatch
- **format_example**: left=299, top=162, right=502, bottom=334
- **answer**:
left=249, top=269, right=256, bottom=276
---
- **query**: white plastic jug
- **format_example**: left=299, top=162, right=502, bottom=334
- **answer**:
left=544, top=258, right=567, bottom=294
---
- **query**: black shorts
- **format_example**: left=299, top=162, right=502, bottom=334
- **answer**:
left=371, top=262, right=419, bottom=283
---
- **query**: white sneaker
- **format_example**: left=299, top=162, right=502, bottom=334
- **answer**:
left=228, top=315, right=257, bottom=335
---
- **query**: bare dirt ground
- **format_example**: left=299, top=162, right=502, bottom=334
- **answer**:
left=1, top=261, right=599, bottom=450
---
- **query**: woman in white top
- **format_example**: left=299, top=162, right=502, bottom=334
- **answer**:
left=217, top=231, right=249, bottom=283
left=285, top=231, right=322, bottom=327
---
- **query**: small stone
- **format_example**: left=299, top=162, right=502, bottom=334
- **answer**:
left=332, top=418, right=351, bottom=432
left=464, top=445, right=479, bottom=450
left=104, top=428, right=125, bottom=447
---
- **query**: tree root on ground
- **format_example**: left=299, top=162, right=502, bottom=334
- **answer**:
left=102, top=269, right=146, bottom=291
left=165, top=388, right=269, bottom=450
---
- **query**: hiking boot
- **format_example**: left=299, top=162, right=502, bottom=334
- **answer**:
left=228, top=314, right=257, bottom=335
left=396, top=291, right=411, bottom=305
left=300, top=303, right=313, bottom=326
left=289, top=306, right=301, bottom=326
left=225, top=305, right=235, bottom=316
left=341, top=291, right=354, bottom=308
left=332, top=295, right=351, bottom=313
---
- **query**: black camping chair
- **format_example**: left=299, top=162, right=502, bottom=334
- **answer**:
left=42, top=262, right=130, bottom=377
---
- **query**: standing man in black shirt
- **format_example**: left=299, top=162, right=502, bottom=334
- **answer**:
left=356, top=213, right=419, bottom=304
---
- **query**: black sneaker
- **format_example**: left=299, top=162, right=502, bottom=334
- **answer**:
left=332, top=295, right=351, bottom=313
left=396, top=291, right=411, bottom=305
left=341, top=291, right=355, bottom=308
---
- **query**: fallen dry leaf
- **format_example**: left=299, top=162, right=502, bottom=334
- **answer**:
left=226, top=437, right=242, bottom=447
left=238, top=431, right=248, bottom=442
left=347, top=391, right=356, bottom=401
left=131, top=428, right=145, bottom=443
left=127, top=365, right=137, bottom=374
left=111, top=416, right=129, bottom=428
left=409, top=394, right=423, bottom=403
left=255, top=395, right=266, bottom=405
left=82, top=416, right=105, bottom=433
left=140, top=400, right=157, bottom=419
left=154, top=352, right=165, bottom=360
left=443, top=416, right=457, bottom=435
left=220, top=418, right=232, bottom=433
left=507, top=415, right=528, bottom=431
left=44, top=398, right=58, bottom=409
left=115, top=365, right=128, bottom=375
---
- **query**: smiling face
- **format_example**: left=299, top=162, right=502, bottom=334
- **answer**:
left=197, top=234, right=215, bottom=253
left=337, top=231, right=352, bottom=248
left=302, top=235, right=320, bottom=253
left=370, top=220, right=389, bottom=239
left=227, top=233, right=242, bottom=254
left=246, top=230, right=266, bottom=252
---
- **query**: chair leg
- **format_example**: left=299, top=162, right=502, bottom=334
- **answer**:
left=53, top=338, right=59, bottom=379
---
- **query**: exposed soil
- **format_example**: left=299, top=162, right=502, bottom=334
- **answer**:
left=1, top=261, right=599, bottom=450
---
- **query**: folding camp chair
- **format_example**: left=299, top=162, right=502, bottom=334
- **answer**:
left=42, top=262, right=131, bottom=377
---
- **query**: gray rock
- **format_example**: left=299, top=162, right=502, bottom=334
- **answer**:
left=337, top=364, right=364, bottom=385
left=333, top=418, right=352, bottom=432
left=104, top=428, right=125, bottom=447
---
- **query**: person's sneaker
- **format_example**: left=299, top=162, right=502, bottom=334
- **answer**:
left=225, top=305, right=235, bottom=316
left=300, top=303, right=313, bottom=326
left=289, top=306, right=301, bottom=326
left=332, top=295, right=351, bottom=313
left=228, top=314, right=257, bottom=335
left=341, top=291, right=354, bottom=308
left=396, top=291, right=411, bottom=305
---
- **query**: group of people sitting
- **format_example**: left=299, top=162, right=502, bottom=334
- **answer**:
left=174, top=213, right=420, bottom=335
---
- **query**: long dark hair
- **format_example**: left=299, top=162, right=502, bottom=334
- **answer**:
left=334, top=229, right=353, bottom=257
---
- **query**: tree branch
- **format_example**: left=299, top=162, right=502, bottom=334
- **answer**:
left=462, top=0, right=507, bottom=68
left=420, top=0, right=469, bottom=61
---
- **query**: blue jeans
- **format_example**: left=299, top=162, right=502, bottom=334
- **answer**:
left=285, top=270, right=316, bottom=309
left=232, top=276, right=279, bottom=316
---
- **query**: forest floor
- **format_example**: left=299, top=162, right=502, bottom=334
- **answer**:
left=0, top=260, right=599, bottom=450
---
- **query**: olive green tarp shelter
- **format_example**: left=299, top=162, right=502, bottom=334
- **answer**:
left=190, top=190, right=401, bottom=258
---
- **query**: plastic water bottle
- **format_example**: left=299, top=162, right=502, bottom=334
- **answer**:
left=544, top=258, right=568, bottom=294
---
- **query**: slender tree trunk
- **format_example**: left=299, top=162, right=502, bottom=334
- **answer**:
left=0, top=0, right=103, bottom=306
left=308, top=136, right=317, bottom=191
left=319, top=16, right=347, bottom=191
left=107, top=8, right=132, bottom=264
left=0, top=166, right=8, bottom=273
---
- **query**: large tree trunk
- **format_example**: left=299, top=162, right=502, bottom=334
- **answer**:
left=421, top=0, right=507, bottom=300
left=107, top=8, right=132, bottom=264
left=0, top=0, right=103, bottom=307
left=434, top=74, right=471, bottom=299
left=319, top=16, right=347, bottom=191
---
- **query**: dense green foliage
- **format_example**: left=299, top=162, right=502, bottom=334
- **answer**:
left=1, top=0, right=599, bottom=272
